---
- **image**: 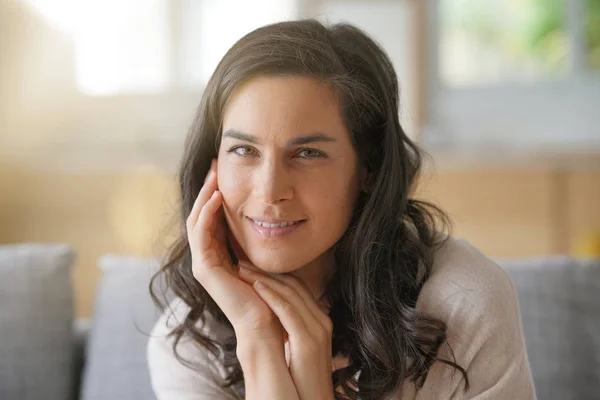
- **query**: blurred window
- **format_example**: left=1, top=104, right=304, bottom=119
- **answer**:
left=314, top=1, right=418, bottom=137
left=74, top=0, right=170, bottom=96
left=586, top=0, right=600, bottom=70
left=27, top=0, right=170, bottom=96
left=179, top=0, right=297, bottom=87
left=426, top=0, right=600, bottom=149
left=440, top=0, right=568, bottom=86
left=26, top=0, right=297, bottom=96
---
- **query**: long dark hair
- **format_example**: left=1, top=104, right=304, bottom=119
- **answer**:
left=150, top=19, right=469, bottom=399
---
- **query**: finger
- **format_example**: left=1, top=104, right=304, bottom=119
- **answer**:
left=251, top=279, right=310, bottom=341
left=274, top=274, right=332, bottom=328
left=239, top=266, right=322, bottom=337
left=193, top=190, right=223, bottom=255
left=240, top=265, right=331, bottom=331
left=212, top=158, right=218, bottom=187
left=186, top=168, right=218, bottom=233
left=190, top=191, right=251, bottom=320
left=194, top=262, right=256, bottom=329
left=186, top=158, right=218, bottom=230
left=214, top=205, right=227, bottom=243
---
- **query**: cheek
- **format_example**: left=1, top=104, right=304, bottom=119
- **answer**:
left=307, top=171, right=359, bottom=223
left=217, top=161, right=251, bottom=208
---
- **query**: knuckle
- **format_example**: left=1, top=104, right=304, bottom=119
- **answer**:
left=281, top=300, right=294, bottom=315
left=191, top=250, right=215, bottom=281
left=186, top=211, right=197, bottom=226
left=191, top=265, right=204, bottom=282
left=192, top=221, right=203, bottom=233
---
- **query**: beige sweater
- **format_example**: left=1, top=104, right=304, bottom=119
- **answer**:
left=147, top=238, right=537, bottom=399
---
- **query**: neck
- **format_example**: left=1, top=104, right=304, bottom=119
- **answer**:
left=290, top=250, right=335, bottom=311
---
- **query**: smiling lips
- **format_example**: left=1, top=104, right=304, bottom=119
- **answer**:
left=247, top=217, right=306, bottom=237
left=250, top=219, right=302, bottom=228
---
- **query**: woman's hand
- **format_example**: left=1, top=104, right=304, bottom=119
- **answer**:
left=189, top=158, right=303, bottom=400
left=187, top=158, right=284, bottom=342
left=237, top=263, right=336, bottom=400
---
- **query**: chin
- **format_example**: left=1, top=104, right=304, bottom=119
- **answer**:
left=246, top=250, right=309, bottom=274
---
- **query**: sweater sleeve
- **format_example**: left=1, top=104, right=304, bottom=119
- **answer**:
left=399, top=239, right=537, bottom=399
left=146, top=299, right=243, bottom=400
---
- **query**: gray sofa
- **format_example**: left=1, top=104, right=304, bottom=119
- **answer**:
left=0, top=243, right=599, bottom=400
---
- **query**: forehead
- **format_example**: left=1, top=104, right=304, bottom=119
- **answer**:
left=222, top=75, right=348, bottom=140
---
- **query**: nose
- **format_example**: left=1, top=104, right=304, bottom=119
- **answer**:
left=252, top=157, right=294, bottom=205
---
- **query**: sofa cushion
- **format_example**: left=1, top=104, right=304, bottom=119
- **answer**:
left=0, top=243, right=75, bottom=400
left=80, top=254, right=167, bottom=400
left=500, top=256, right=600, bottom=400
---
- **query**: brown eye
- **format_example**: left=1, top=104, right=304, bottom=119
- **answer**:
left=297, top=149, right=325, bottom=159
left=228, top=146, right=257, bottom=157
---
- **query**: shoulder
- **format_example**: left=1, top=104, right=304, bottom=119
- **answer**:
left=418, top=236, right=517, bottom=319
left=417, top=236, right=523, bottom=343
left=147, top=298, right=242, bottom=399
left=406, top=237, right=536, bottom=399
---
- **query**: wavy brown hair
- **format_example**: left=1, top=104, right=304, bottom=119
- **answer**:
left=150, top=19, right=469, bottom=399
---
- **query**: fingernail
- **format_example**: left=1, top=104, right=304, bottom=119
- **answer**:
left=238, top=265, right=251, bottom=274
left=238, top=262, right=256, bottom=274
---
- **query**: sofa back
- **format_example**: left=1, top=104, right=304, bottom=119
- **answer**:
left=0, top=244, right=75, bottom=400
left=501, top=256, right=600, bottom=400
left=90, top=254, right=599, bottom=400
left=79, top=254, right=166, bottom=400
left=1, top=243, right=599, bottom=400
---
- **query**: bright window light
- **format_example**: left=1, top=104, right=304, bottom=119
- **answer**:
left=27, top=0, right=169, bottom=96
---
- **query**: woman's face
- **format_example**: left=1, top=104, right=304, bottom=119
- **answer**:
left=218, top=75, right=362, bottom=275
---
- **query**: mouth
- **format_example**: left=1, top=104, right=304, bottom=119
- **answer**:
left=246, top=217, right=307, bottom=238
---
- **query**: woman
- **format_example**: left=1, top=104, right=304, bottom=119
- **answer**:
left=147, top=19, right=536, bottom=399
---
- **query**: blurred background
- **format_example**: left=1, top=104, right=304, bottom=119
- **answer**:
left=1, top=0, right=599, bottom=318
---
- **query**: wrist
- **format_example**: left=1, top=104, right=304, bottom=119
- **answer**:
left=236, top=334, right=283, bottom=362
left=234, top=323, right=284, bottom=356
left=236, top=336, right=299, bottom=400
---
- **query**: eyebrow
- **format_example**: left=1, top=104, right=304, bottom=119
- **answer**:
left=222, top=129, right=337, bottom=146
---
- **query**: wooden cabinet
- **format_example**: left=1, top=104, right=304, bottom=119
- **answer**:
left=417, top=170, right=559, bottom=258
